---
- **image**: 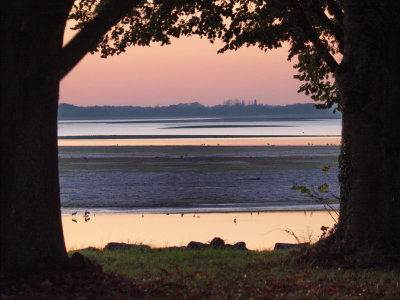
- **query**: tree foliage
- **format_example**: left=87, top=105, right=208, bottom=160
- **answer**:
left=69, top=0, right=343, bottom=110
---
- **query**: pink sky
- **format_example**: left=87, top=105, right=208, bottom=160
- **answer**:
left=61, top=30, right=310, bottom=107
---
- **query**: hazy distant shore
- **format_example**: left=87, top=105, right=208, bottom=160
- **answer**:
left=58, top=115, right=340, bottom=122
left=58, top=102, right=341, bottom=120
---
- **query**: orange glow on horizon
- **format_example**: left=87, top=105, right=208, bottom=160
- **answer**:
left=61, top=25, right=309, bottom=107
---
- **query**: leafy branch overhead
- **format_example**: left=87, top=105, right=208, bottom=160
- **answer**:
left=69, top=0, right=343, bottom=110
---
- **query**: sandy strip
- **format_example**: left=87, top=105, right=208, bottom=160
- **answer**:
left=58, top=137, right=340, bottom=146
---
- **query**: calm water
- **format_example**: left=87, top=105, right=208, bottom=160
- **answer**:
left=62, top=211, right=336, bottom=251
left=58, top=117, right=341, bottom=138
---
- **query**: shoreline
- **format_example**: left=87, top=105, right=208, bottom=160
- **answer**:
left=61, top=203, right=339, bottom=216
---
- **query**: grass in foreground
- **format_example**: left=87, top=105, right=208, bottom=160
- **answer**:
left=71, top=247, right=399, bottom=299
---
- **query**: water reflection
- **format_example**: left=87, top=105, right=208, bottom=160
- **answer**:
left=58, top=118, right=341, bottom=137
left=62, top=211, right=335, bottom=251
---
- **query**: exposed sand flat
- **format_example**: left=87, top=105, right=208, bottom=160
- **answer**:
left=59, top=136, right=340, bottom=146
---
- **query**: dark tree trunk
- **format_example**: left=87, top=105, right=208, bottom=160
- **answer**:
left=335, top=1, right=400, bottom=260
left=0, top=1, right=73, bottom=280
left=0, top=0, right=141, bottom=281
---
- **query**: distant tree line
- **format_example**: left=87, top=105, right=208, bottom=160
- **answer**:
left=58, top=101, right=340, bottom=120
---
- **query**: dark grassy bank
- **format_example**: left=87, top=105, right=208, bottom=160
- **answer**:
left=4, top=247, right=399, bottom=299
left=72, top=247, right=399, bottom=299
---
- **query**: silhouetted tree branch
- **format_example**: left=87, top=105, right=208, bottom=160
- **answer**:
left=324, top=0, right=344, bottom=26
left=309, top=0, right=344, bottom=52
left=59, top=0, right=142, bottom=79
left=292, top=0, right=339, bottom=72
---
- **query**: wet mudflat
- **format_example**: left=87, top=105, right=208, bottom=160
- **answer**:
left=59, top=145, right=339, bottom=209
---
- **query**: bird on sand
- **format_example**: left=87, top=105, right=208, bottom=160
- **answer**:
left=72, top=211, right=78, bottom=216
left=234, top=217, right=237, bottom=224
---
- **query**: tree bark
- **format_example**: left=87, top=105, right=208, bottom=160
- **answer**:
left=0, top=1, right=73, bottom=280
left=0, top=0, right=140, bottom=281
left=335, top=0, right=400, bottom=260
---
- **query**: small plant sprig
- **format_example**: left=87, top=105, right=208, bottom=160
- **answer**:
left=291, top=166, right=339, bottom=223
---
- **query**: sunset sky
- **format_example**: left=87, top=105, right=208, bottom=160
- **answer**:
left=61, top=28, right=310, bottom=107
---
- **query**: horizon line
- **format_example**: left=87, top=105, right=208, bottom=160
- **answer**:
left=59, top=101, right=318, bottom=108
